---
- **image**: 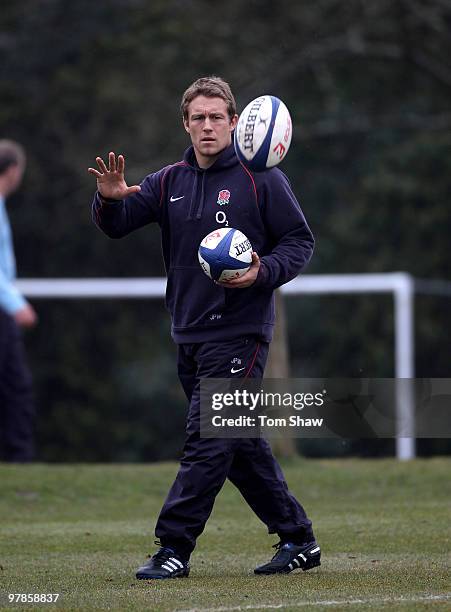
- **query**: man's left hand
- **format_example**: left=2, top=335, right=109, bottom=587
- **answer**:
left=216, top=252, right=260, bottom=289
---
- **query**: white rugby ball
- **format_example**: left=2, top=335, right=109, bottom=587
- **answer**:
left=234, top=95, right=292, bottom=172
left=198, top=228, right=253, bottom=282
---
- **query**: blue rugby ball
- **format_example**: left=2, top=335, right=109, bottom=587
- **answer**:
left=198, top=228, right=253, bottom=282
left=234, top=95, right=292, bottom=172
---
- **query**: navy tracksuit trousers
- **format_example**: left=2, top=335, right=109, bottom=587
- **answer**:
left=155, top=335, right=314, bottom=558
left=0, top=309, right=35, bottom=462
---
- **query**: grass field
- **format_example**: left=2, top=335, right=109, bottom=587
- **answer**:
left=0, top=458, right=450, bottom=611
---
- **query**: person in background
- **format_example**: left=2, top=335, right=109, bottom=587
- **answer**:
left=0, top=140, right=37, bottom=462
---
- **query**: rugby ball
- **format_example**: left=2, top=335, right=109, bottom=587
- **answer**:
left=198, top=228, right=253, bottom=282
left=234, top=95, right=292, bottom=172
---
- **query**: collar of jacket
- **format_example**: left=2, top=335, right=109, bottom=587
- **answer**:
left=182, top=143, right=239, bottom=220
left=182, top=142, right=239, bottom=172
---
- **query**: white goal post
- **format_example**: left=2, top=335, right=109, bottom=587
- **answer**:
left=17, top=272, right=450, bottom=461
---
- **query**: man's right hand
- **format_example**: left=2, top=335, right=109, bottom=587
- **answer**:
left=14, top=304, right=37, bottom=328
left=88, top=152, right=141, bottom=200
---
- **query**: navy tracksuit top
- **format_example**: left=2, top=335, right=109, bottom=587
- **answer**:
left=92, top=143, right=314, bottom=344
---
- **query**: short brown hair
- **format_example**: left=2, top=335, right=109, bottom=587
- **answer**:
left=181, top=76, right=237, bottom=121
left=0, top=140, right=26, bottom=176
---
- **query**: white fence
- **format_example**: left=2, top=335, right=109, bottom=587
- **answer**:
left=17, top=272, right=451, bottom=461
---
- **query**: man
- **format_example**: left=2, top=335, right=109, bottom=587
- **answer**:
left=0, top=140, right=37, bottom=462
left=89, top=76, right=320, bottom=578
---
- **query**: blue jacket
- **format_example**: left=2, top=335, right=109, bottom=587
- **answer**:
left=0, top=195, right=26, bottom=314
left=92, top=144, right=314, bottom=343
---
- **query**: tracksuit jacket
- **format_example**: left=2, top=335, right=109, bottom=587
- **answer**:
left=92, top=143, right=314, bottom=344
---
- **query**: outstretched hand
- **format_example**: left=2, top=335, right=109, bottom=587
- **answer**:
left=215, top=252, right=261, bottom=289
left=88, top=152, right=141, bottom=200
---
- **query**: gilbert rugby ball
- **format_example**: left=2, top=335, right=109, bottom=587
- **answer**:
left=198, top=228, right=253, bottom=282
left=234, top=95, right=292, bottom=172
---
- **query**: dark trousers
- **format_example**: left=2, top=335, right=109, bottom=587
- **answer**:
left=0, top=308, right=35, bottom=462
left=155, top=335, right=314, bottom=558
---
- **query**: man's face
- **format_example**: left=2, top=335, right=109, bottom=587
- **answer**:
left=184, top=96, right=238, bottom=168
left=2, top=163, right=25, bottom=197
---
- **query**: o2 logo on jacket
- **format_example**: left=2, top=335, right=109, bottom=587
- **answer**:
left=217, top=189, right=231, bottom=206
left=216, top=210, right=229, bottom=226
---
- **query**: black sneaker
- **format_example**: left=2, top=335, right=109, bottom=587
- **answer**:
left=254, top=541, right=321, bottom=575
left=136, top=547, right=190, bottom=580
